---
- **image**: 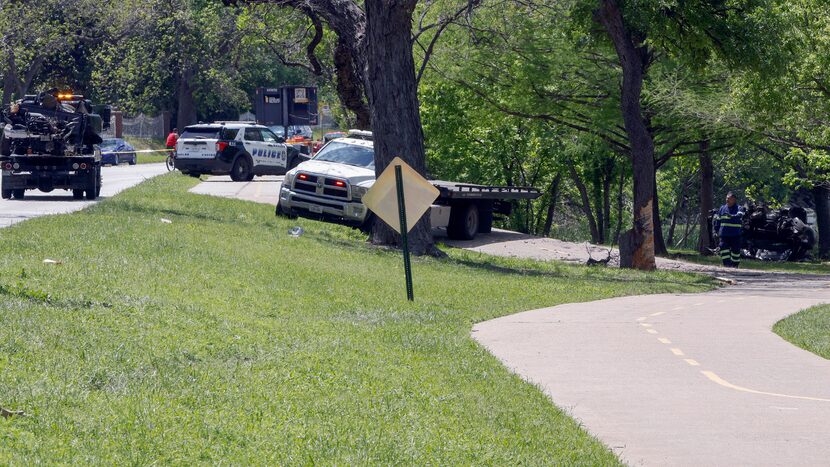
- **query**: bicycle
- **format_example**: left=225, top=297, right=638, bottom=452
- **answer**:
left=165, top=149, right=176, bottom=172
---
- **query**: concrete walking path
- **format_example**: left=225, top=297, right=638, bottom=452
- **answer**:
left=473, top=279, right=830, bottom=465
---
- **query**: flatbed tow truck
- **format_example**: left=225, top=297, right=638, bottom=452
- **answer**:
left=1, top=90, right=109, bottom=200
left=277, top=130, right=542, bottom=240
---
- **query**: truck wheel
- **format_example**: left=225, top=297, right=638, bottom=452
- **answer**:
left=114, top=155, right=119, bottom=165
left=129, top=155, right=137, bottom=165
left=73, top=189, right=84, bottom=200
left=448, top=203, right=479, bottom=240
left=1, top=189, right=10, bottom=199
left=12, top=189, right=24, bottom=200
left=230, top=157, right=252, bottom=182
left=86, top=175, right=98, bottom=200
left=275, top=199, right=296, bottom=218
left=478, top=205, right=493, bottom=234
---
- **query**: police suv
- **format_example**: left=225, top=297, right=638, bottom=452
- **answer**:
left=175, top=122, right=302, bottom=181
left=277, top=130, right=542, bottom=239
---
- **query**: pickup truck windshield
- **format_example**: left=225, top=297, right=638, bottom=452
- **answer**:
left=313, top=141, right=375, bottom=169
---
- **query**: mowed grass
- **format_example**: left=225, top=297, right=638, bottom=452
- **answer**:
left=669, top=249, right=830, bottom=274
left=774, top=305, right=830, bottom=359
left=0, top=174, right=714, bottom=464
left=123, top=136, right=170, bottom=164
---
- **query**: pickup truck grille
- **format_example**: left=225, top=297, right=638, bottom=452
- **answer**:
left=294, top=173, right=349, bottom=200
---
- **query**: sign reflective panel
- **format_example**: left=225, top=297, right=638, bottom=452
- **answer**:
left=362, top=157, right=439, bottom=234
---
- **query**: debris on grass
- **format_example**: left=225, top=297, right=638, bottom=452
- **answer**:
left=1, top=407, right=26, bottom=418
left=288, top=226, right=304, bottom=237
left=42, top=259, right=62, bottom=265
left=160, top=218, right=173, bottom=224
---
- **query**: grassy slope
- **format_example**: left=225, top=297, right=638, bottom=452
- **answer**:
left=669, top=249, right=830, bottom=274
left=774, top=305, right=830, bottom=359
left=0, top=174, right=714, bottom=464
left=123, top=136, right=169, bottom=164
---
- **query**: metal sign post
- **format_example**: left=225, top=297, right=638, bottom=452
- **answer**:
left=362, top=157, right=439, bottom=302
left=394, top=165, right=414, bottom=301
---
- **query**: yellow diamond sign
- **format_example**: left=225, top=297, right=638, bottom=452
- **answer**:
left=362, top=157, right=440, bottom=234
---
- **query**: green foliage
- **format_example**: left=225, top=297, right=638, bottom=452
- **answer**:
left=783, top=149, right=830, bottom=191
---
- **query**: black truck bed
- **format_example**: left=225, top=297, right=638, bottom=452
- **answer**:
left=431, top=180, right=542, bottom=200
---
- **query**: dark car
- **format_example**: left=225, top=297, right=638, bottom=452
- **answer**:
left=100, top=138, right=137, bottom=165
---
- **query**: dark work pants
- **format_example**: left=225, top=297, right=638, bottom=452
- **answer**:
left=719, top=236, right=742, bottom=267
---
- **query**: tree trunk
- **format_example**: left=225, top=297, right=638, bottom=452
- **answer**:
left=666, top=181, right=688, bottom=247
left=3, top=54, right=19, bottom=105
left=697, top=140, right=714, bottom=254
left=176, top=67, right=197, bottom=130
left=333, top=38, right=371, bottom=129
left=569, top=166, right=601, bottom=244
left=813, top=184, right=830, bottom=259
left=542, top=173, right=562, bottom=237
left=653, top=172, right=668, bottom=256
left=593, top=179, right=606, bottom=244
left=614, top=168, right=625, bottom=244
left=595, top=0, right=656, bottom=269
left=364, top=0, right=437, bottom=256
left=602, top=171, right=612, bottom=242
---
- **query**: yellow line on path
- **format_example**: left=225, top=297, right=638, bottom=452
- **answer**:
left=670, top=348, right=685, bottom=356
left=637, top=317, right=647, bottom=322
left=255, top=182, right=263, bottom=198
left=701, top=371, right=830, bottom=402
left=650, top=311, right=666, bottom=317
left=658, top=337, right=671, bottom=344
left=684, top=359, right=700, bottom=366
left=640, top=323, right=652, bottom=328
left=646, top=329, right=658, bottom=334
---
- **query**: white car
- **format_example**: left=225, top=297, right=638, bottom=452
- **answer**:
left=175, top=122, right=304, bottom=181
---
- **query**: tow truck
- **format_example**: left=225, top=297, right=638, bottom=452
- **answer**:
left=1, top=89, right=108, bottom=200
left=277, top=130, right=542, bottom=240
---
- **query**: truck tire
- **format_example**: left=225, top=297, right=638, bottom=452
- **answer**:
left=86, top=172, right=98, bottom=200
left=478, top=203, right=493, bottom=234
left=129, top=154, right=137, bottom=165
left=230, top=157, right=252, bottom=182
left=448, top=203, right=479, bottom=240
left=12, top=189, right=25, bottom=200
left=113, top=155, right=119, bottom=165
left=1, top=188, right=10, bottom=199
left=73, top=189, right=84, bottom=200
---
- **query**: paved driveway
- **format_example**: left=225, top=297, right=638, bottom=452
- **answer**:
left=189, top=175, right=282, bottom=206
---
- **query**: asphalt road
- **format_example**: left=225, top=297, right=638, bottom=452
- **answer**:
left=473, top=280, right=830, bottom=466
left=0, top=163, right=168, bottom=228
